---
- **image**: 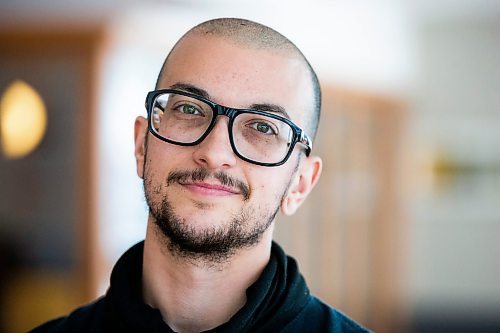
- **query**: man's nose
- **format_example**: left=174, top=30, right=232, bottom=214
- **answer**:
left=192, top=117, right=237, bottom=170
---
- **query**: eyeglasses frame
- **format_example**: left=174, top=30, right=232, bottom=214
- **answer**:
left=145, top=89, right=312, bottom=167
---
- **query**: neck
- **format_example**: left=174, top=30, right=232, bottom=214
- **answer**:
left=142, top=218, right=274, bottom=333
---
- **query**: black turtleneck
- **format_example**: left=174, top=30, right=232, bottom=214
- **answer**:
left=30, top=241, right=370, bottom=333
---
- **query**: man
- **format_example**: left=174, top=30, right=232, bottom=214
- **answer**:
left=31, top=18, right=370, bottom=332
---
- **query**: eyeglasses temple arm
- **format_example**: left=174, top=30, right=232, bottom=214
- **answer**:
left=299, top=132, right=312, bottom=156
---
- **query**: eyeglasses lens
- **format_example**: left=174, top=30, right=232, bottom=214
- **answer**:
left=151, top=92, right=294, bottom=165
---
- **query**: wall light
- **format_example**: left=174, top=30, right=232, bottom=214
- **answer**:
left=0, top=80, right=48, bottom=159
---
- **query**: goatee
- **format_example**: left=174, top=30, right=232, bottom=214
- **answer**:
left=144, top=168, right=279, bottom=265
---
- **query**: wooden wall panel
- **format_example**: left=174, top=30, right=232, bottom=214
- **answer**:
left=0, top=28, right=102, bottom=332
left=274, top=85, right=407, bottom=332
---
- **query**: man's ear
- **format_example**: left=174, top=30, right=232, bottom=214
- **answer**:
left=281, top=155, right=322, bottom=216
left=134, top=116, right=148, bottom=179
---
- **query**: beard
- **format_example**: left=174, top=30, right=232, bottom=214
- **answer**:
left=143, top=166, right=287, bottom=265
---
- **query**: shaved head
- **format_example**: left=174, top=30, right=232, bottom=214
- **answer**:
left=155, top=18, right=321, bottom=140
left=189, top=18, right=298, bottom=50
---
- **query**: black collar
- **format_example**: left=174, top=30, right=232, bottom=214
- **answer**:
left=106, top=241, right=310, bottom=333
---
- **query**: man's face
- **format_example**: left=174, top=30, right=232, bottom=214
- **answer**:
left=136, top=35, right=315, bottom=261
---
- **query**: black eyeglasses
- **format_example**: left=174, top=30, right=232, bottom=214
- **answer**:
left=144, top=89, right=312, bottom=167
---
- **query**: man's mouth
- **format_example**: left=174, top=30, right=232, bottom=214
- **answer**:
left=167, top=168, right=250, bottom=200
left=179, top=180, right=241, bottom=196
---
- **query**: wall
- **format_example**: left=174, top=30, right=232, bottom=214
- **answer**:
left=408, top=16, right=500, bottom=331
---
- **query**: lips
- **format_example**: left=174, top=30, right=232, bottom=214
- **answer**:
left=180, top=180, right=240, bottom=196
left=167, top=168, right=250, bottom=200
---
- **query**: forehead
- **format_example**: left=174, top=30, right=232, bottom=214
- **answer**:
left=158, top=35, right=313, bottom=127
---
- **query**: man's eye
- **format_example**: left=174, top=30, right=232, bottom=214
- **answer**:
left=175, top=104, right=203, bottom=115
left=249, top=122, right=277, bottom=135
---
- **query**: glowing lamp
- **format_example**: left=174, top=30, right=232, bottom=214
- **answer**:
left=0, top=80, right=47, bottom=159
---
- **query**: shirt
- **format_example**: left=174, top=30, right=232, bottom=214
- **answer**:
left=30, top=241, right=370, bottom=333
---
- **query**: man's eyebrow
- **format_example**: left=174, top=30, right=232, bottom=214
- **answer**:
left=167, top=83, right=290, bottom=119
left=168, top=83, right=211, bottom=99
left=249, top=103, right=290, bottom=119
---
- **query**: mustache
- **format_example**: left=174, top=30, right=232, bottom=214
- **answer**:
left=167, top=168, right=250, bottom=200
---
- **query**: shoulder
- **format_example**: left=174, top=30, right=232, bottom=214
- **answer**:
left=28, top=297, right=108, bottom=333
left=281, top=296, right=372, bottom=333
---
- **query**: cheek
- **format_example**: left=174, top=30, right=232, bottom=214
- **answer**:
left=247, top=167, right=294, bottom=203
left=143, top=157, right=162, bottom=195
left=146, top=140, right=191, bottom=170
left=143, top=144, right=176, bottom=190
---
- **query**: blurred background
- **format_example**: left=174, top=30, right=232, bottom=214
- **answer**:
left=0, top=0, right=499, bottom=332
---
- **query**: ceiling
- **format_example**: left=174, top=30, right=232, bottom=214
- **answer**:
left=0, top=0, right=498, bottom=29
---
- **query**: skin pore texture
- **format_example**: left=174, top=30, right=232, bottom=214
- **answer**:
left=133, top=20, right=322, bottom=333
